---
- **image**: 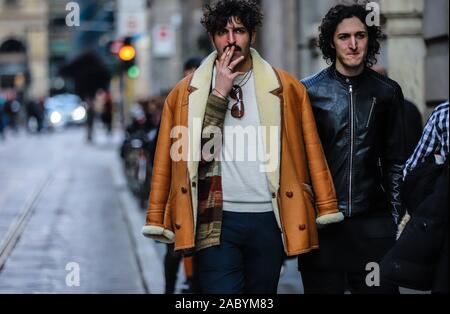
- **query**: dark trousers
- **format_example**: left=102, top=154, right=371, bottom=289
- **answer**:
left=164, top=243, right=182, bottom=294
left=299, top=211, right=400, bottom=294
left=194, top=211, right=284, bottom=294
left=301, top=270, right=399, bottom=294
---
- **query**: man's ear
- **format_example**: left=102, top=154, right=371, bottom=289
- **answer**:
left=251, top=31, right=257, bottom=45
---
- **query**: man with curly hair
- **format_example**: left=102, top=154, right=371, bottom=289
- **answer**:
left=142, top=0, right=343, bottom=294
left=298, top=4, right=408, bottom=294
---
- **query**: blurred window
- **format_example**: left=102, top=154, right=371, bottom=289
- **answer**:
left=1, top=76, right=15, bottom=89
left=0, top=38, right=26, bottom=53
left=4, top=0, right=19, bottom=8
left=50, top=17, right=67, bottom=27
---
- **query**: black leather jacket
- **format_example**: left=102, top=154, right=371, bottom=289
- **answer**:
left=302, top=66, right=407, bottom=222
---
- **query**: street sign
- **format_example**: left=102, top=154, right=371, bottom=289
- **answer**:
left=118, top=12, right=146, bottom=37
left=117, top=0, right=147, bottom=37
left=152, top=24, right=176, bottom=58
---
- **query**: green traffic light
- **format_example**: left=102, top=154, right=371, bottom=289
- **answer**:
left=128, top=65, right=140, bottom=78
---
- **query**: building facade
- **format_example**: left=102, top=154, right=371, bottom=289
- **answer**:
left=0, top=0, right=48, bottom=100
left=423, top=0, right=449, bottom=114
left=148, top=0, right=448, bottom=118
left=274, top=0, right=448, bottom=116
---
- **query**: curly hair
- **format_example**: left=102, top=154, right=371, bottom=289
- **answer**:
left=201, top=0, right=264, bottom=37
left=318, top=4, right=385, bottom=67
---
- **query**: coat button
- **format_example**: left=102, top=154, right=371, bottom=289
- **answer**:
left=272, top=192, right=276, bottom=199
left=181, top=187, right=188, bottom=194
left=175, top=223, right=181, bottom=230
left=286, top=191, right=294, bottom=198
left=192, top=182, right=197, bottom=188
left=299, top=224, right=306, bottom=231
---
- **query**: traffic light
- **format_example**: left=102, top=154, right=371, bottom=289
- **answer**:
left=127, top=65, right=140, bottom=79
left=118, top=44, right=136, bottom=62
left=114, top=36, right=139, bottom=78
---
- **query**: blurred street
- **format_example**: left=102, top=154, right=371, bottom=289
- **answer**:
left=0, top=127, right=146, bottom=293
left=0, top=126, right=302, bottom=294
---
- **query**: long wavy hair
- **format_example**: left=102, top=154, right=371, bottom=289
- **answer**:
left=201, top=0, right=264, bottom=38
left=318, top=4, right=385, bottom=67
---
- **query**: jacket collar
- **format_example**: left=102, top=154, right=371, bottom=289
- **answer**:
left=329, top=65, right=368, bottom=90
left=187, top=48, right=282, bottom=192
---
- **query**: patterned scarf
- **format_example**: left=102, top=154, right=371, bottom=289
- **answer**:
left=195, top=93, right=228, bottom=251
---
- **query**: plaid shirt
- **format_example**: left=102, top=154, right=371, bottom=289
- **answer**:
left=403, top=101, right=449, bottom=179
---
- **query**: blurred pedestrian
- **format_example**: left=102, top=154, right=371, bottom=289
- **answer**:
left=398, top=101, right=449, bottom=227
left=85, top=97, right=95, bottom=142
left=403, top=99, right=424, bottom=156
left=142, top=0, right=342, bottom=294
left=373, top=66, right=423, bottom=156
left=101, top=92, right=113, bottom=136
left=299, top=4, right=407, bottom=294
left=143, top=98, right=162, bottom=131
left=4, top=97, right=21, bottom=133
left=381, top=101, right=449, bottom=293
left=25, top=97, right=45, bottom=133
left=183, top=56, right=203, bottom=77
left=0, top=94, right=5, bottom=140
left=403, top=101, right=449, bottom=178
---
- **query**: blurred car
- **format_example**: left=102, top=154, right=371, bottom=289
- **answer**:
left=44, top=93, right=87, bottom=129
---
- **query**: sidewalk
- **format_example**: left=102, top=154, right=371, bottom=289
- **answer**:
left=109, top=142, right=166, bottom=294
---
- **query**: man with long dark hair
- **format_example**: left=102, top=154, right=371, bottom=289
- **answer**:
left=142, top=0, right=343, bottom=294
left=299, top=4, right=407, bottom=294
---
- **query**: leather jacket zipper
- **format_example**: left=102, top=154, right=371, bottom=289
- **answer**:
left=348, top=85, right=354, bottom=217
left=366, top=97, right=376, bottom=129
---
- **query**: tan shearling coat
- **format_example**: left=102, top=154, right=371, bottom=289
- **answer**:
left=142, top=49, right=343, bottom=256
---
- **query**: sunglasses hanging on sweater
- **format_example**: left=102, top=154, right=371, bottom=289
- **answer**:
left=229, top=69, right=253, bottom=119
